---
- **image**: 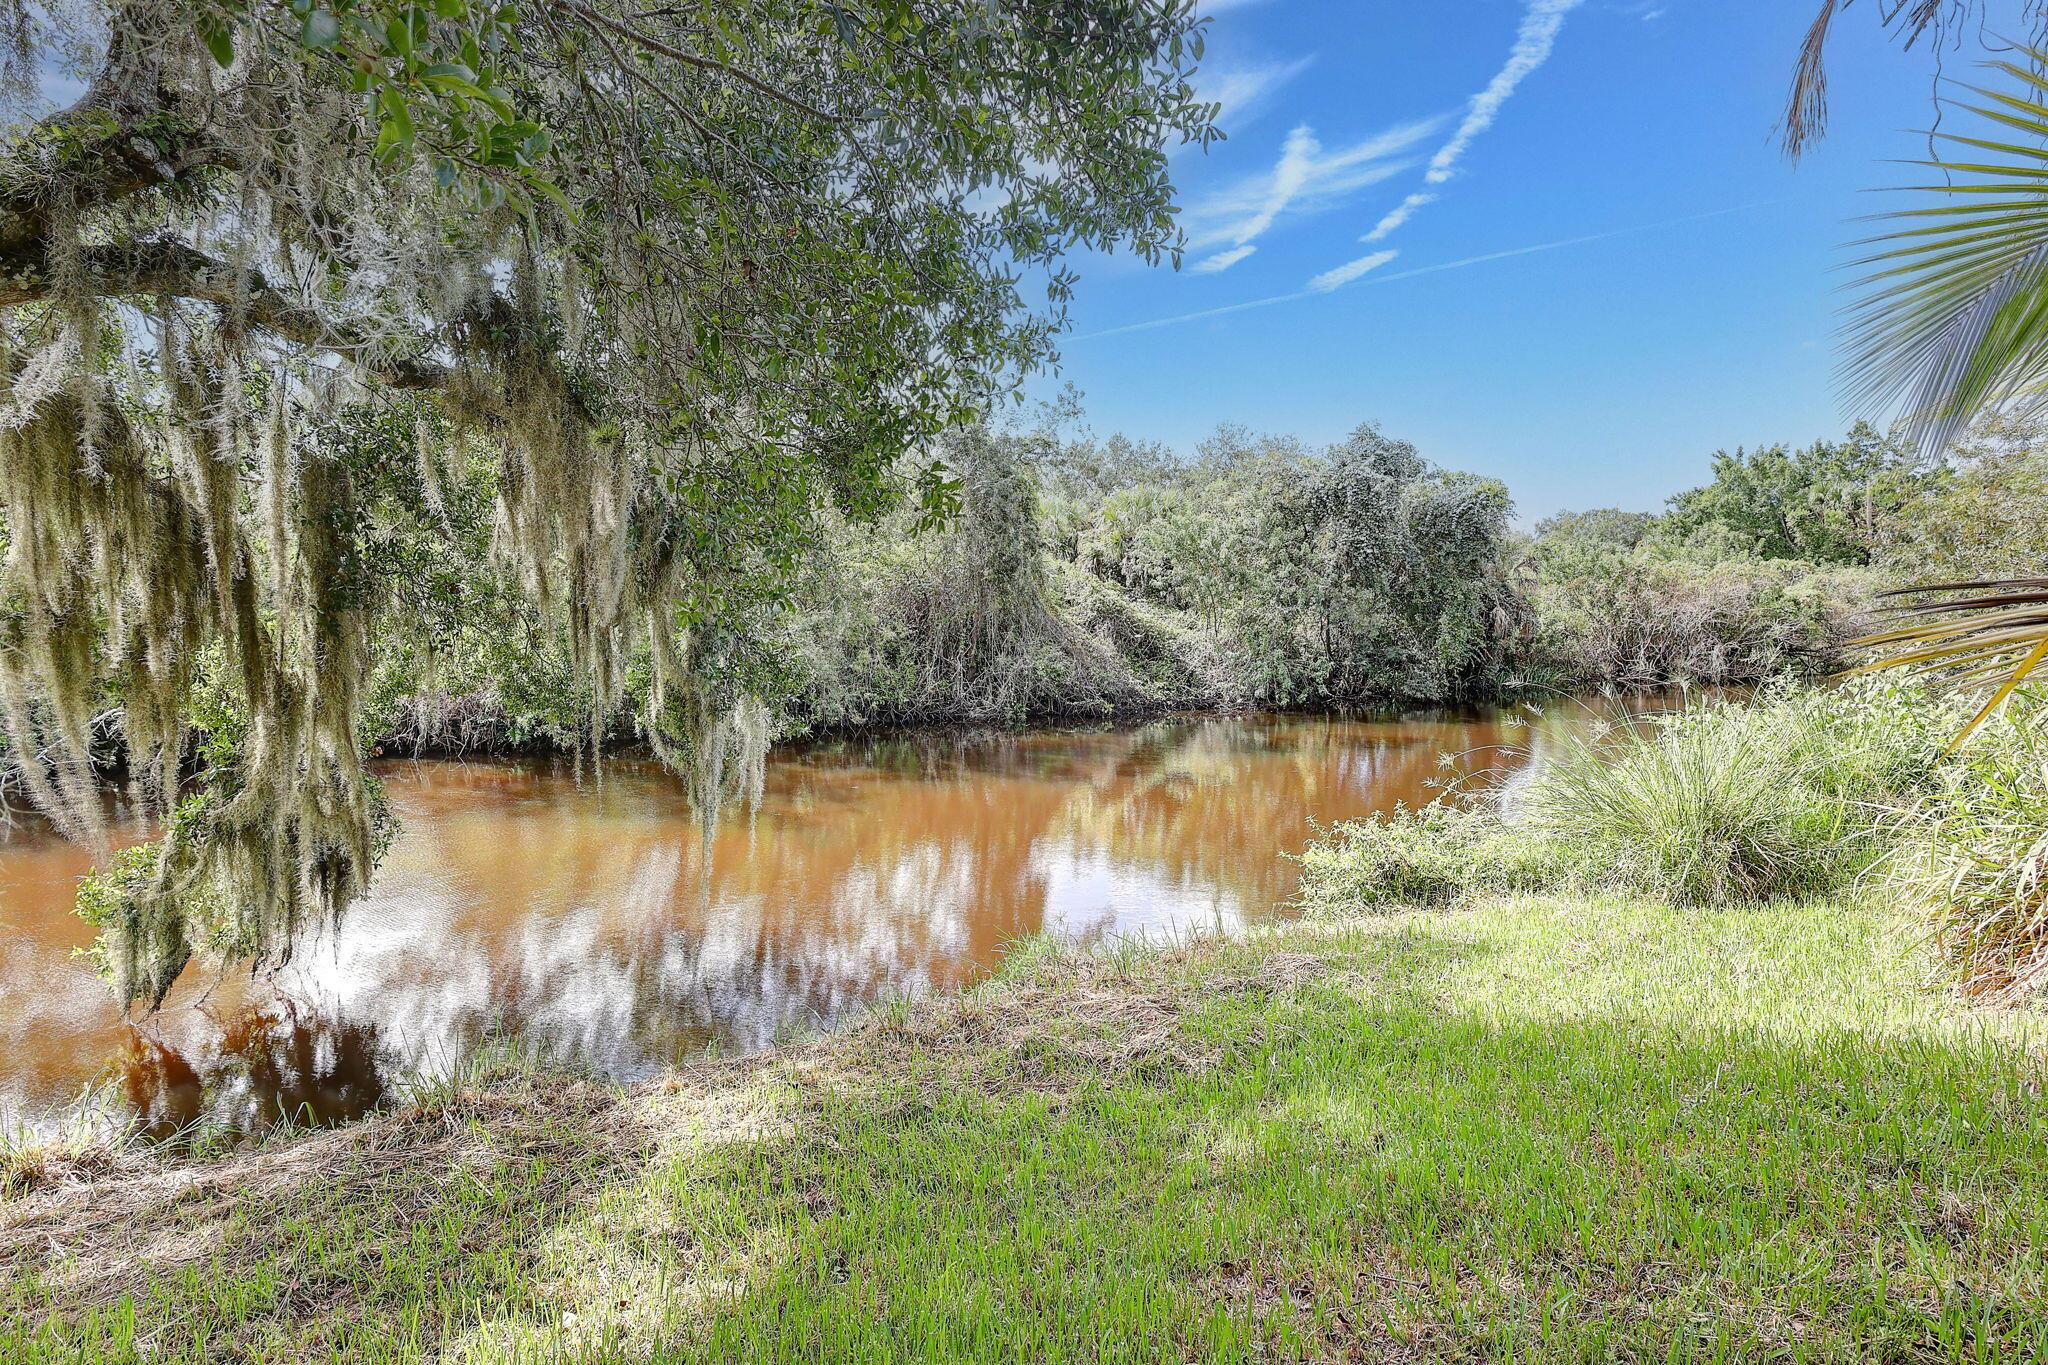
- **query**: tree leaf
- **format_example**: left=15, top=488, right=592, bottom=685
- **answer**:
left=302, top=9, right=340, bottom=49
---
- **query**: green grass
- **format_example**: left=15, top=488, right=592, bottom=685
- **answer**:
left=5, top=894, right=2048, bottom=1362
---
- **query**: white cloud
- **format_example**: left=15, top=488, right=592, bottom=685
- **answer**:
left=1205, top=0, right=1275, bottom=12
left=1308, top=250, right=1399, bottom=293
left=1424, top=0, right=1585, bottom=188
left=1078, top=202, right=1769, bottom=340
left=1182, top=116, right=1443, bottom=253
left=1234, top=124, right=1320, bottom=245
left=1329, top=0, right=1584, bottom=263
left=1363, top=191, right=1436, bottom=243
left=1194, top=245, right=1258, bottom=274
left=1189, top=56, right=1316, bottom=137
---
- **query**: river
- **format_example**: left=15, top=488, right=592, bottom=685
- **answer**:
left=0, top=696, right=1675, bottom=1140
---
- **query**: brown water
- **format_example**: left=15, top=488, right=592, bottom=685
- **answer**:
left=0, top=699, right=1659, bottom=1140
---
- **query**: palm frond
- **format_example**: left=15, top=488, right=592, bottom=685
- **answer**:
left=1844, top=51, right=2048, bottom=734
left=1841, top=49, right=2048, bottom=458
left=1852, top=581, right=2048, bottom=744
left=1784, top=0, right=2023, bottom=159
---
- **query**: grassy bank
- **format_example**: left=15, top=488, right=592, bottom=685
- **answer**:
left=5, top=890, right=2046, bottom=1362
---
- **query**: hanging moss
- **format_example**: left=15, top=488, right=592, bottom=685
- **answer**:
left=0, top=0, right=1218, bottom=1005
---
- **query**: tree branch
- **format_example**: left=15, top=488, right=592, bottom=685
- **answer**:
left=564, top=3, right=846, bottom=124
left=0, top=39, right=226, bottom=259
left=0, top=238, right=452, bottom=389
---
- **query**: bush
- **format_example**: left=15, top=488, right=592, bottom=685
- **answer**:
left=1752, top=677, right=1957, bottom=807
left=1296, top=803, right=1574, bottom=911
left=1888, top=694, right=2048, bottom=1002
left=1521, top=536, right=1877, bottom=689
left=1526, top=709, right=1851, bottom=905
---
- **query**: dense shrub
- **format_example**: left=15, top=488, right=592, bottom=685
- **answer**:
left=1520, top=529, right=1877, bottom=688
left=313, top=404, right=1912, bottom=743
left=1888, top=694, right=2048, bottom=1003
left=1296, top=804, right=1573, bottom=910
left=1299, top=681, right=1957, bottom=914
left=774, top=419, right=1525, bottom=727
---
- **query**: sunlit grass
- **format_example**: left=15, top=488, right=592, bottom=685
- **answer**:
left=5, top=893, right=2047, bottom=1361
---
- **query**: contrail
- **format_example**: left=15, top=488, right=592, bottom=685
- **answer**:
left=1360, top=0, right=1584, bottom=245
left=1424, top=0, right=1586, bottom=189
left=1071, top=202, right=1774, bottom=342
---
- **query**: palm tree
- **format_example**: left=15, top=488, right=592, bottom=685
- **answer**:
left=1788, top=7, right=2048, bottom=737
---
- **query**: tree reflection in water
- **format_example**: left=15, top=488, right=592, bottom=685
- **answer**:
left=0, top=697, right=1681, bottom=1140
left=120, top=1003, right=388, bottom=1139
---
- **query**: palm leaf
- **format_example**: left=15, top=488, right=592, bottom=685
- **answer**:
left=1844, top=49, right=2048, bottom=736
left=1783, top=1, right=2033, bottom=158
left=1841, top=51, right=2048, bottom=455
left=1852, top=581, right=2048, bottom=744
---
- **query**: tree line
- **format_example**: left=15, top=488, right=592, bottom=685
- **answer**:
left=323, top=406, right=2048, bottom=746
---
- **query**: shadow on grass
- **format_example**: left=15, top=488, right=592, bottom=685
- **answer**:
left=0, top=1074, right=650, bottom=1361
left=5, top=924, right=2047, bottom=1362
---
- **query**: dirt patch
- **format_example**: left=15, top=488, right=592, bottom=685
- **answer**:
left=798, top=942, right=1330, bottom=1099
left=1, top=1073, right=644, bottom=1350
left=1205, top=1252, right=1456, bottom=1364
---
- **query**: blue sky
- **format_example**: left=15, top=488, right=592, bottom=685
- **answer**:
left=1033, top=0, right=2013, bottom=522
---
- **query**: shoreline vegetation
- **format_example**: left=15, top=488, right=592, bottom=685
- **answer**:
left=354, top=416, right=1913, bottom=763
left=0, top=403, right=1980, bottom=1005
left=11, top=679, right=2048, bottom=1358
left=6, top=892, right=2044, bottom=1360
left=11, top=411, right=1897, bottom=791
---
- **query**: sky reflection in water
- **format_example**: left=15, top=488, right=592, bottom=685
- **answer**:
left=0, top=700, right=1662, bottom=1139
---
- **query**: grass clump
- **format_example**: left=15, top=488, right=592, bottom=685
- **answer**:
left=1525, top=681, right=1955, bottom=906
left=1296, top=804, right=1573, bottom=910
left=1890, top=694, right=2048, bottom=1003
left=1526, top=702, right=1850, bottom=905
left=1302, top=680, right=1957, bottom=915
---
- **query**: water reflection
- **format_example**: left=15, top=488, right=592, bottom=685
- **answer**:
left=0, top=697, right=1675, bottom=1139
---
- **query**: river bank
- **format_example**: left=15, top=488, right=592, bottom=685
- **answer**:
left=7, top=888, right=2046, bottom=1362
left=1, top=705, right=1616, bottom=1143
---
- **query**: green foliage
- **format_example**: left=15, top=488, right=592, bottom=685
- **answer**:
left=1522, top=525, right=1875, bottom=688
left=1835, top=45, right=2048, bottom=455
left=194, top=0, right=551, bottom=209
left=1, top=0, right=1221, bottom=1005
left=1876, top=410, right=2048, bottom=583
left=767, top=418, right=1526, bottom=727
left=324, top=400, right=1961, bottom=742
left=1518, top=422, right=1954, bottom=690
left=1529, top=506, right=1654, bottom=550
left=1075, top=422, right=1518, bottom=707
left=774, top=426, right=1151, bottom=728
left=1525, top=682, right=1957, bottom=907
left=1660, top=422, right=1923, bottom=565
left=1295, top=675, right=2048, bottom=1009
left=1296, top=803, right=1573, bottom=911
left=1889, top=692, right=2048, bottom=1003
left=1296, top=677, right=2048, bottom=1005
left=1527, top=705, right=1863, bottom=906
